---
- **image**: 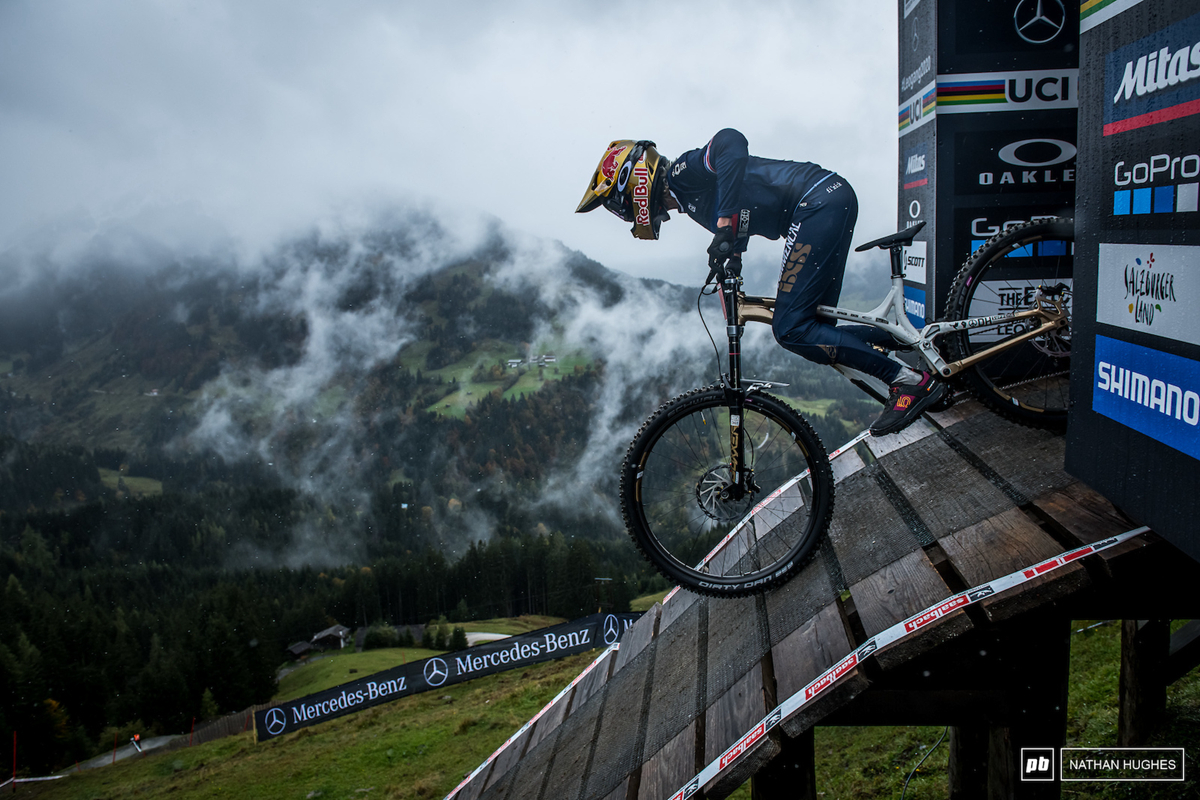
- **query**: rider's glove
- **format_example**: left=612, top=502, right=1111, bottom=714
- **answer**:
left=707, top=226, right=737, bottom=269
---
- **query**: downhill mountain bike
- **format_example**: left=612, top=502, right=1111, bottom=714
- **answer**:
left=621, top=217, right=1073, bottom=597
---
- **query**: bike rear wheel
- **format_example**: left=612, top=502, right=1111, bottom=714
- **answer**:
left=620, top=387, right=833, bottom=597
left=944, top=218, right=1074, bottom=430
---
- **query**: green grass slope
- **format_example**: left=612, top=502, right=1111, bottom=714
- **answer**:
left=20, top=621, right=1200, bottom=799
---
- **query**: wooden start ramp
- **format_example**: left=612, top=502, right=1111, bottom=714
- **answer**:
left=449, top=398, right=1172, bottom=800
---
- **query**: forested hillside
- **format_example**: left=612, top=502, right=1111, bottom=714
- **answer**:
left=0, top=211, right=883, bottom=772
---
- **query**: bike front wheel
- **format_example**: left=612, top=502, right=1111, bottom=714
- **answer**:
left=944, top=217, right=1074, bottom=430
left=620, top=387, right=834, bottom=597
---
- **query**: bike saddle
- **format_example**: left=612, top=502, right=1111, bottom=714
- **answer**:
left=854, top=220, right=926, bottom=252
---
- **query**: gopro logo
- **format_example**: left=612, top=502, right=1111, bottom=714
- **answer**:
left=1020, top=748, right=1055, bottom=781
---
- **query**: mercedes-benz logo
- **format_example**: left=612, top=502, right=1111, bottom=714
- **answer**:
left=265, top=707, right=287, bottom=736
left=603, top=615, right=621, bottom=645
left=424, top=657, right=449, bottom=687
left=1014, top=0, right=1066, bottom=44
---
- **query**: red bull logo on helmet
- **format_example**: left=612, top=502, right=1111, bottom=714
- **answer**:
left=601, top=145, right=625, bottom=181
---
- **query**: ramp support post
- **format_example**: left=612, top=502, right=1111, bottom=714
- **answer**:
left=1118, top=618, right=1169, bottom=746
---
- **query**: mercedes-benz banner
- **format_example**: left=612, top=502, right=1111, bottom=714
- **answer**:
left=255, top=612, right=641, bottom=741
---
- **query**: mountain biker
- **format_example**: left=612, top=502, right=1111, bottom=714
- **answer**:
left=575, top=130, right=947, bottom=436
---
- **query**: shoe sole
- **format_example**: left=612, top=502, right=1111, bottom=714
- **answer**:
left=869, top=383, right=948, bottom=437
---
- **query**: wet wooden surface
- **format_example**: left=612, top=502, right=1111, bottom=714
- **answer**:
left=464, top=402, right=1152, bottom=800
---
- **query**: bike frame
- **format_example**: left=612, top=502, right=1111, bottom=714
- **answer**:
left=734, top=241, right=1070, bottom=385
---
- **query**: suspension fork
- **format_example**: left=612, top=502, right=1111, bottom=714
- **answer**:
left=718, top=262, right=749, bottom=499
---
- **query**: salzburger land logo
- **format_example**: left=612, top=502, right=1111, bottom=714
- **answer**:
left=1097, top=243, right=1199, bottom=347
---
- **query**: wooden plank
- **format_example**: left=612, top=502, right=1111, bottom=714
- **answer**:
left=1032, top=481, right=1135, bottom=546
left=831, top=447, right=866, bottom=483
left=848, top=548, right=972, bottom=670
left=637, top=722, right=697, bottom=800
left=772, top=603, right=853, bottom=705
left=764, top=554, right=838, bottom=651
left=659, top=587, right=698, bottom=634
left=524, top=680, right=576, bottom=752
left=825, top=468, right=922, bottom=587
left=876, top=434, right=1015, bottom=540
left=644, top=600, right=704, bottom=765
left=613, top=603, right=660, bottom=674
left=571, top=654, right=612, bottom=714
left=864, top=417, right=937, bottom=459
left=455, top=765, right=491, bottom=800
left=772, top=603, right=871, bottom=739
left=926, top=395, right=986, bottom=430
left=601, top=777, right=629, bottom=800
left=705, top=593, right=767, bottom=705
left=582, top=634, right=660, bottom=800
left=704, top=666, right=768, bottom=765
left=537, top=691, right=605, bottom=800
left=939, top=507, right=1090, bottom=621
left=479, top=727, right=527, bottom=791
left=940, top=411, right=1074, bottom=502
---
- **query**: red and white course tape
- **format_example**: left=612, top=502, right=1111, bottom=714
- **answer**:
left=667, top=526, right=1150, bottom=800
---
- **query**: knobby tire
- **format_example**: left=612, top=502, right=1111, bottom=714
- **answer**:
left=620, top=387, right=834, bottom=597
left=944, top=217, right=1074, bottom=430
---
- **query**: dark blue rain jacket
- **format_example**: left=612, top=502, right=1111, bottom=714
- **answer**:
left=665, top=128, right=834, bottom=239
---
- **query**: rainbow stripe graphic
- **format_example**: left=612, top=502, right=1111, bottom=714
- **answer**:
left=897, top=85, right=937, bottom=132
left=938, top=78, right=1006, bottom=107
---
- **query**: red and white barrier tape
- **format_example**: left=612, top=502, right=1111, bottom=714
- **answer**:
left=444, top=643, right=620, bottom=800
left=667, top=526, right=1150, bottom=800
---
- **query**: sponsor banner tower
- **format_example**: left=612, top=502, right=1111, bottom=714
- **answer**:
left=897, top=0, right=1078, bottom=323
left=1066, top=0, right=1200, bottom=559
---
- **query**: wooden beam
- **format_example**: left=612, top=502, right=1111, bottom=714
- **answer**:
left=1119, top=619, right=1169, bottom=746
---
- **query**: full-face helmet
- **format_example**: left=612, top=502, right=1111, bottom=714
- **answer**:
left=575, top=140, right=671, bottom=240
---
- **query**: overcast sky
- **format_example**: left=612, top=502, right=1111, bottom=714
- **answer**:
left=0, top=0, right=899, bottom=289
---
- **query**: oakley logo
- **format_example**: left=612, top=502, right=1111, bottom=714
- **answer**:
left=1014, top=0, right=1066, bottom=44
left=998, top=139, right=1076, bottom=167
